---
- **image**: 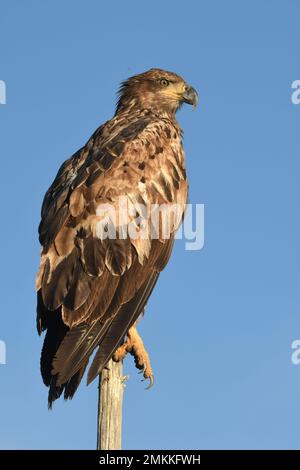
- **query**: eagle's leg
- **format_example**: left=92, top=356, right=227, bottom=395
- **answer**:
left=113, top=323, right=154, bottom=389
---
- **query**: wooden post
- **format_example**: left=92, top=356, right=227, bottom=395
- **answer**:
left=97, top=359, right=126, bottom=450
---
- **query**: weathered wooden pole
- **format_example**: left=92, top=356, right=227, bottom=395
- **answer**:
left=97, top=359, right=126, bottom=450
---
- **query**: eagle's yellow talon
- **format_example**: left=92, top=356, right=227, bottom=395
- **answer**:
left=146, top=374, right=154, bottom=390
left=114, top=324, right=154, bottom=387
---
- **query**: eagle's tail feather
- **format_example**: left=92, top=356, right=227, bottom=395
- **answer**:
left=40, top=309, right=68, bottom=387
left=39, top=270, right=159, bottom=407
left=47, top=360, right=89, bottom=408
left=87, top=271, right=159, bottom=384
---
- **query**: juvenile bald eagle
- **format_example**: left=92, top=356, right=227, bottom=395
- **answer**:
left=36, top=68, right=198, bottom=407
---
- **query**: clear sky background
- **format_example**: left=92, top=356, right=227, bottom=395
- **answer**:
left=0, top=0, right=300, bottom=450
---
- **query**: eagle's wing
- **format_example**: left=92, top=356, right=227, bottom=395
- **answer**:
left=36, top=112, right=187, bottom=405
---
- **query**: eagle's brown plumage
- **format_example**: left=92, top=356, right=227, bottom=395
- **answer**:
left=36, top=68, right=198, bottom=407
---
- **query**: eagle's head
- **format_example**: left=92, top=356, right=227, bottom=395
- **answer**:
left=116, top=68, right=198, bottom=115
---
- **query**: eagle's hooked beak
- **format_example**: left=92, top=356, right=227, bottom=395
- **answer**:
left=182, top=85, right=198, bottom=108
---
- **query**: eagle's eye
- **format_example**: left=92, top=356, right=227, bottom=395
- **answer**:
left=160, top=78, right=169, bottom=87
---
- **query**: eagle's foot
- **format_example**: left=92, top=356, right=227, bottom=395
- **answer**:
left=113, top=341, right=129, bottom=362
left=113, top=325, right=154, bottom=389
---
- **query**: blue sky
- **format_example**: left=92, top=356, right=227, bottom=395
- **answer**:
left=0, top=0, right=300, bottom=450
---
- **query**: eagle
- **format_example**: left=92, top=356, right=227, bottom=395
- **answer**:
left=36, top=68, right=198, bottom=407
